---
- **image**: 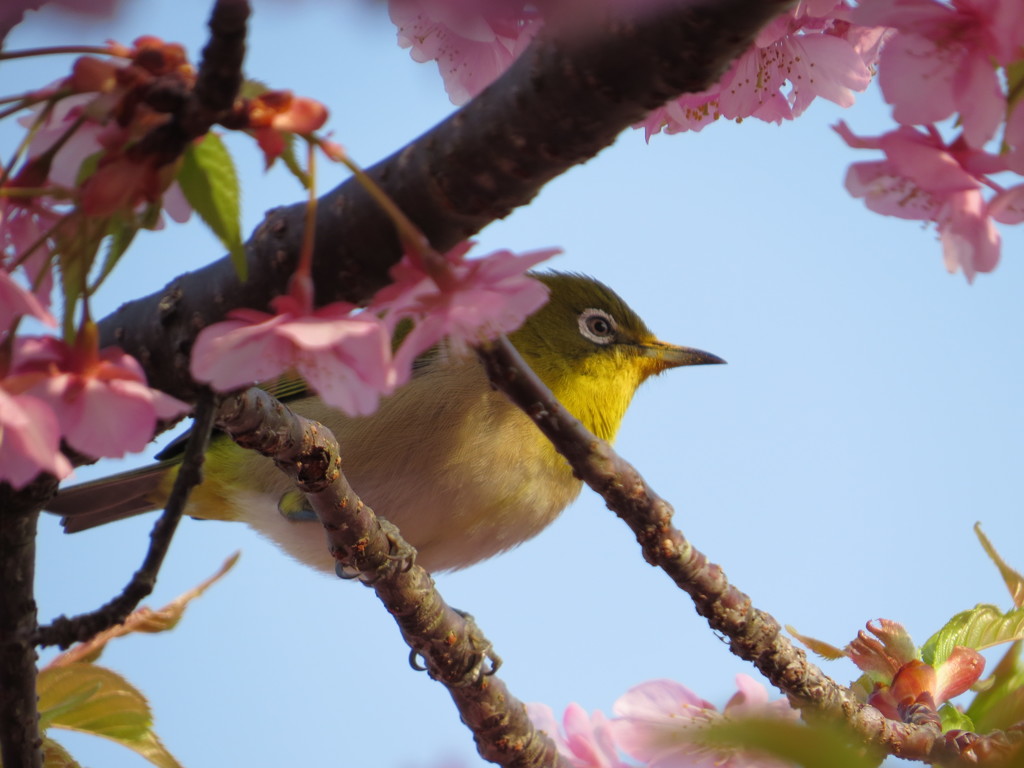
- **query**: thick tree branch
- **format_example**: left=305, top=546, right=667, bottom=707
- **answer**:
left=214, top=387, right=570, bottom=768
left=97, top=0, right=794, bottom=405
left=476, top=337, right=1024, bottom=767
left=0, top=481, right=52, bottom=768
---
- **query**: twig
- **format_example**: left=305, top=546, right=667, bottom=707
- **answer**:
left=476, top=336, right=1024, bottom=767
left=214, top=387, right=571, bottom=768
left=34, top=390, right=218, bottom=648
left=135, top=0, right=249, bottom=164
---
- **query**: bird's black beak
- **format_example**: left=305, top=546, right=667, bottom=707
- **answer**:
left=640, top=340, right=726, bottom=370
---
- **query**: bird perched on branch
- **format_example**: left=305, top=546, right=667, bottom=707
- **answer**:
left=48, top=272, right=723, bottom=573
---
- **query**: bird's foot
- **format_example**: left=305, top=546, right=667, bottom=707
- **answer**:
left=408, top=609, right=503, bottom=685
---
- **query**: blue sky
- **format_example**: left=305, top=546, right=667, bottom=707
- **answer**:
left=6, top=2, right=1024, bottom=766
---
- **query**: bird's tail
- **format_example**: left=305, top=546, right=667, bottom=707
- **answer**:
left=46, top=461, right=177, bottom=533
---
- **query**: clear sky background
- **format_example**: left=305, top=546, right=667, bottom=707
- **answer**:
left=5, top=2, right=1023, bottom=767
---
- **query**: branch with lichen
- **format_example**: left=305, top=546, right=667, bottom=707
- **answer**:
left=213, top=386, right=570, bottom=768
left=476, top=336, right=1024, bottom=767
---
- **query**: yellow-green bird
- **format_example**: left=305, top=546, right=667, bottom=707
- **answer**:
left=49, top=273, right=723, bottom=573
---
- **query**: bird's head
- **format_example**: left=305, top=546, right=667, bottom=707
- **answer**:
left=508, top=272, right=723, bottom=442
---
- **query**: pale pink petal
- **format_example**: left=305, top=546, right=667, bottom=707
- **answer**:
left=613, top=679, right=713, bottom=722
left=562, top=705, right=626, bottom=768
left=718, top=48, right=789, bottom=123
left=786, top=32, right=872, bottom=115
left=880, top=131, right=978, bottom=193
left=58, top=376, right=163, bottom=457
left=988, top=184, right=1024, bottom=224
left=938, top=189, right=1000, bottom=281
left=934, top=647, right=986, bottom=702
left=844, top=161, right=941, bottom=221
left=0, top=387, right=72, bottom=488
left=877, top=32, right=957, bottom=127
left=953, top=50, right=1005, bottom=149
left=0, top=269, right=56, bottom=328
left=389, top=0, right=539, bottom=105
left=161, top=181, right=192, bottom=224
left=190, top=314, right=294, bottom=390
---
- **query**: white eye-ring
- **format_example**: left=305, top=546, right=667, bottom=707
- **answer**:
left=578, top=308, right=617, bottom=344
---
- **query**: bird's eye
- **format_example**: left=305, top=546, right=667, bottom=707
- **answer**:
left=578, top=308, right=616, bottom=344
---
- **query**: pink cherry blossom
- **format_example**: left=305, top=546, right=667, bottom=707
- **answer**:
left=835, top=121, right=1008, bottom=281
left=527, top=702, right=627, bottom=768
left=856, top=0, right=1024, bottom=149
left=9, top=335, right=189, bottom=460
left=389, top=0, right=541, bottom=105
left=191, top=287, right=396, bottom=417
left=641, top=2, right=885, bottom=138
left=0, top=384, right=72, bottom=489
left=611, top=676, right=797, bottom=768
left=372, top=242, right=556, bottom=383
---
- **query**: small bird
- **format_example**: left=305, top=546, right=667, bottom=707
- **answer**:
left=49, top=272, right=723, bottom=573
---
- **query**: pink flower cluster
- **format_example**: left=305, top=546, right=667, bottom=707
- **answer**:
left=387, top=0, right=886, bottom=129
left=838, top=0, right=1024, bottom=281
left=529, top=675, right=797, bottom=768
left=639, top=1, right=887, bottom=137
left=1, top=330, right=189, bottom=489
left=389, top=0, right=542, bottom=105
left=190, top=242, right=557, bottom=416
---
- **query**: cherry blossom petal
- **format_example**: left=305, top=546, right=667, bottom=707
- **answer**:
left=988, top=184, right=1024, bottom=224
left=934, top=647, right=986, bottom=702
left=190, top=313, right=301, bottom=391
left=0, top=386, right=72, bottom=488
left=938, top=188, right=1000, bottom=281
left=11, top=336, right=189, bottom=460
left=0, top=268, right=56, bottom=328
left=192, top=302, right=397, bottom=417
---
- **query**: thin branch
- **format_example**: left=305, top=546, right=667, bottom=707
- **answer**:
left=476, top=337, right=1024, bottom=767
left=134, top=0, right=249, bottom=164
left=34, top=390, right=218, bottom=649
left=214, top=387, right=571, bottom=768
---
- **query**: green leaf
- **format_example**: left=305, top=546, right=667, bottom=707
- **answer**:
left=89, top=218, right=139, bottom=293
left=1007, top=61, right=1024, bottom=113
left=700, top=717, right=875, bottom=768
left=922, top=604, right=1024, bottom=667
left=177, top=132, right=246, bottom=279
left=967, top=641, right=1024, bottom=731
left=938, top=703, right=975, bottom=733
left=975, top=523, right=1024, bottom=608
left=73, top=150, right=102, bottom=187
left=240, top=78, right=270, bottom=99
left=38, top=664, right=182, bottom=768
